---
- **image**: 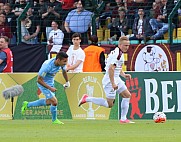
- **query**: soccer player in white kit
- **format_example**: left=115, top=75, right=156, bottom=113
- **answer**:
left=78, top=36, right=134, bottom=123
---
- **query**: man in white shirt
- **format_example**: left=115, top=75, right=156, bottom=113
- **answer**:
left=47, top=21, right=64, bottom=58
left=66, top=33, right=85, bottom=72
left=79, top=36, right=134, bottom=124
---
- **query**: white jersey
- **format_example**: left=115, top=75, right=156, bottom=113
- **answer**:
left=67, top=45, right=85, bottom=73
left=105, top=47, right=124, bottom=77
left=103, top=47, right=124, bottom=85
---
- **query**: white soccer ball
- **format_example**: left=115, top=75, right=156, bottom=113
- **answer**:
left=153, top=112, right=166, bottom=123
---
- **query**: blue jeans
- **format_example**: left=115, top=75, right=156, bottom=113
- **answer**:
left=149, top=19, right=173, bottom=39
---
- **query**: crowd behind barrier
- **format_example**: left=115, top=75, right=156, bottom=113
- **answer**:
left=0, top=0, right=181, bottom=72
left=0, top=0, right=181, bottom=44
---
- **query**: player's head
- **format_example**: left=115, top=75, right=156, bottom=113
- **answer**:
left=118, top=36, right=130, bottom=52
left=72, top=33, right=81, bottom=46
left=0, top=36, right=9, bottom=49
left=55, top=51, right=68, bottom=66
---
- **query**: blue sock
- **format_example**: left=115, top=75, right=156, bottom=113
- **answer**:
left=50, top=105, right=57, bottom=122
left=27, top=99, right=46, bottom=108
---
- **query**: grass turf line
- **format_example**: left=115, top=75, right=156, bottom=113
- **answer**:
left=0, top=120, right=180, bottom=142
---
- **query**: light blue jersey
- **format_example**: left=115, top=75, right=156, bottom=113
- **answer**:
left=37, top=58, right=66, bottom=99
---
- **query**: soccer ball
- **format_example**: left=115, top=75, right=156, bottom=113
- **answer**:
left=153, top=112, right=166, bottom=123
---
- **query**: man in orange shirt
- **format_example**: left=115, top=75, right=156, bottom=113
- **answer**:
left=0, top=36, right=13, bottom=73
left=83, top=35, right=105, bottom=72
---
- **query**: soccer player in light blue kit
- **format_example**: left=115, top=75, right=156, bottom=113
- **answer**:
left=21, top=51, right=70, bottom=124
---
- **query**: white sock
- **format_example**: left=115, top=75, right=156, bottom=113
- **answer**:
left=121, top=98, right=130, bottom=120
left=86, top=97, right=109, bottom=108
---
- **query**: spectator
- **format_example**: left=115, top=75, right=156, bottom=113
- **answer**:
left=4, top=3, right=17, bottom=44
left=129, top=8, right=153, bottom=43
left=33, top=0, right=47, bottom=42
left=108, top=7, right=129, bottom=41
left=41, top=0, right=62, bottom=40
left=21, top=8, right=40, bottom=44
left=0, top=13, right=12, bottom=39
left=26, top=8, right=40, bottom=43
left=60, top=0, right=75, bottom=10
left=83, top=35, right=105, bottom=72
left=12, top=0, right=27, bottom=16
left=33, top=0, right=47, bottom=16
left=0, top=2, right=4, bottom=14
left=111, top=0, right=126, bottom=23
left=98, top=1, right=112, bottom=29
left=59, top=0, right=76, bottom=20
left=0, top=36, right=13, bottom=73
left=64, top=0, right=92, bottom=44
left=149, top=0, right=162, bottom=19
left=124, top=0, right=151, bottom=28
left=149, top=0, right=175, bottom=40
left=66, top=33, right=85, bottom=73
left=47, top=20, right=64, bottom=57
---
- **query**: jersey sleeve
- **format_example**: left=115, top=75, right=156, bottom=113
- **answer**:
left=38, top=61, right=50, bottom=78
left=108, top=48, right=120, bottom=66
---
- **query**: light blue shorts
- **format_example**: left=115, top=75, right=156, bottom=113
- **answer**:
left=38, top=84, right=55, bottom=99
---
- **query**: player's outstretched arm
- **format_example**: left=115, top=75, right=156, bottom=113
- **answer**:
left=62, top=70, right=70, bottom=88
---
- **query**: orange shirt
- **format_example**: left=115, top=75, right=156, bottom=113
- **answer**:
left=83, top=45, right=105, bottom=72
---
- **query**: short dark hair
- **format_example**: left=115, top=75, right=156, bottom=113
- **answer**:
left=56, top=51, right=68, bottom=60
left=75, top=0, right=85, bottom=7
left=0, top=36, right=9, bottom=43
left=90, top=35, right=98, bottom=43
left=72, top=32, right=81, bottom=39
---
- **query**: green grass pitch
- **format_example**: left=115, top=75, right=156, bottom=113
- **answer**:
left=0, top=120, right=181, bottom=142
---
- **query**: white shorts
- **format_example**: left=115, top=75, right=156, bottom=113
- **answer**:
left=102, top=78, right=127, bottom=99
